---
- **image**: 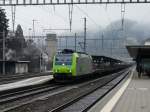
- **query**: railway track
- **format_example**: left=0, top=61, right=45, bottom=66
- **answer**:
left=0, top=80, right=64, bottom=105
left=0, top=72, right=52, bottom=85
left=2, top=67, right=131, bottom=112
left=49, top=68, right=131, bottom=112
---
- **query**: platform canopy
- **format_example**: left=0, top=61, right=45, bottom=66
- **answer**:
left=126, top=45, right=150, bottom=59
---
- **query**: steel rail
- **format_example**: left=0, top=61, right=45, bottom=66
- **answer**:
left=0, top=82, right=63, bottom=104
left=0, top=72, right=52, bottom=84
left=1, top=67, right=130, bottom=112
left=82, top=69, right=131, bottom=112
left=48, top=68, right=131, bottom=112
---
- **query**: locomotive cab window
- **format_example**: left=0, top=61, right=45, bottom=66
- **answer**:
left=55, top=54, right=72, bottom=65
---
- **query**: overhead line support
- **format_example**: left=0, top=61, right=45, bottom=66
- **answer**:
left=11, top=5, right=16, bottom=33
left=1, top=0, right=150, bottom=6
left=2, top=31, right=5, bottom=75
left=83, top=17, right=87, bottom=53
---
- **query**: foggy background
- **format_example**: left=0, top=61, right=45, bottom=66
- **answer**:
left=2, top=4, right=150, bottom=64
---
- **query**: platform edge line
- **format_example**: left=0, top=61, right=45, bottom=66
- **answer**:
left=100, top=68, right=134, bottom=112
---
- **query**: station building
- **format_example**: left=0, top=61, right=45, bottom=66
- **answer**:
left=0, top=60, right=30, bottom=75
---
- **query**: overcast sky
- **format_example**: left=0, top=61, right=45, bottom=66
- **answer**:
left=2, top=3, right=150, bottom=36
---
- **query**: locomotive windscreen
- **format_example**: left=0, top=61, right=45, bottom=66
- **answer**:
left=55, top=54, right=72, bottom=65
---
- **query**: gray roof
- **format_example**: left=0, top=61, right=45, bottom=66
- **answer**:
left=0, top=60, right=30, bottom=63
left=126, top=45, right=150, bottom=59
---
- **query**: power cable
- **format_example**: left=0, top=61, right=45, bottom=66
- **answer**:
left=103, top=5, right=115, bottom=32
left=53, top=5, right=55, bottom=12
left=11, top=5, right=16, bottom=33
left=6, top=9, right=33, bottom=31
left=75, top=5, right=100, bottom=28
left=42, top=6, right=69, bottom=24
left=121, top=3, right=125, bottom=31
left=68, top=4, right=73, bottom=32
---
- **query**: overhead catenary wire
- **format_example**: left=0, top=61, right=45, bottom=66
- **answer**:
left=103, top=5, right=115, bottom=32
left=75, top=5, right=101, bottom=28
left=68, top=4, right=73, bottom=32
left=121, top=3, right=125, bottom=30
left=8, top=7, right=40, bottom=29
left=11, top=5, right=16, bottom=33
left=53, top=5, right=55, bottom=12
left=103, top=5, right=119, bottom=56
left=40, top=6, right=71, bottom=30
left=4, top=7, right=36, bottom=33
left=40, top=5, right=100, bottom=33
left=10, top=7, right=46, bottom=37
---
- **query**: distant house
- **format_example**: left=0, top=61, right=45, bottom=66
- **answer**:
left=0, top=61, right=30, bottom=74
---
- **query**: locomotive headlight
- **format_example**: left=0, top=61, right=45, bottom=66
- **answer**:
left=69, top=69, right=72, bottom=72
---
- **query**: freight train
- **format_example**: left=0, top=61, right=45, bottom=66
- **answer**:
left=52, top=49, right=94, bottom=80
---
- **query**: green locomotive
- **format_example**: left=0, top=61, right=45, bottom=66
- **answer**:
left=52, top=49, right=93, bottom=80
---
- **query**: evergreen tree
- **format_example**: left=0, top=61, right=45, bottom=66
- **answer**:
left=6, top=24, right=26, bottom=60
left=15, top=24, right=24, bottom=38
left=0, top=8, right=9, bottom=60
left=0, top=8, right=8, bottom=38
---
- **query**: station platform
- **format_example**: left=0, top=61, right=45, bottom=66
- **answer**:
left=89, top=68, right=150, bottom=112
left=0, top=75, right=53, bottom=92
